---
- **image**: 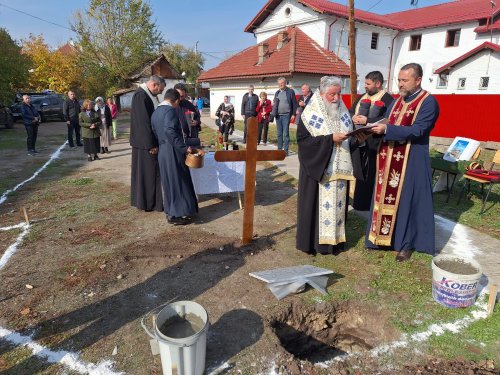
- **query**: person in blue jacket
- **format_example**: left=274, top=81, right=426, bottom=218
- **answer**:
left=270, top=77, right=298, bottom=155
left=21, top=95, right=41, bottom=155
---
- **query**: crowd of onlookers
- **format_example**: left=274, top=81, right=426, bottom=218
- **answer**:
left=20, top=91, right=118, bottom=160
left=216, top=76, right=311, bottom=156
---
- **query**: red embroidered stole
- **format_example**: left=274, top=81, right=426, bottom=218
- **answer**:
left=368, top=90, right=429, bottom=246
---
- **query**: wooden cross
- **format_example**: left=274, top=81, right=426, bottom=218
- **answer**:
left=214, top=117, right=286, bottom=244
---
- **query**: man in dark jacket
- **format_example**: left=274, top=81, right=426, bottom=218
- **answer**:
left=174, top=83, right=201, bottom=146
left=21, top=95, right=41, bottom=155
left=63, top=90, right=82, bottom=148
left=240, top=85, right=259, bottom=144
left=270, top=77, right=298, bottom=155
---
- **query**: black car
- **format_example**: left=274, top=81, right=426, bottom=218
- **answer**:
left=0, top=101, right=14, bottom=129
left=10, top=93, right=65, bottom=123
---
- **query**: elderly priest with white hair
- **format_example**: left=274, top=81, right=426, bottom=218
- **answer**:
left=296, top=76, right=364, bottom=256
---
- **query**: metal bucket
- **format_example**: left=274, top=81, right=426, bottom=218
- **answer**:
left=141, top=301, right=209, bottom=375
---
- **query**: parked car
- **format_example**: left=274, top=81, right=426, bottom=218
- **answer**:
left=10, top=92, right=65, bottom=123
left=0, top=101, right=14, bottom=129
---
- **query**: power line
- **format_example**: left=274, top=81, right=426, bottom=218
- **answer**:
left=0, top=2, right=74, bottom=32
left=366, top=0, right=385, bottom=12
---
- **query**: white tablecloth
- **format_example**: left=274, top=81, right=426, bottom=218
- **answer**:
left=190, top=152, right=245, bottom=195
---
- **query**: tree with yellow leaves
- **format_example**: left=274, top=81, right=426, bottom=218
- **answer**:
left=22, top=35, right=81, bottom=94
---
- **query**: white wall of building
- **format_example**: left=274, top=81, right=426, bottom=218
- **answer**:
left=247, top=3, right=500, bottom=95
left=434, top=51, right=500, bottom=94
left=254, top=0, right=328, bottom=46
left=328, top=19, right=398, bottom=92
left=391, top=22, right=500, bottom=93
left=208, top=74, right=335, bottom=121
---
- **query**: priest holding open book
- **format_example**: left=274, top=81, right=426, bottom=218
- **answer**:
left=349, top=71, right=394, bottom=211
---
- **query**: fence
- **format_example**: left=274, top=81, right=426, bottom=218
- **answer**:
left=341, top=94, right=500, bottom=142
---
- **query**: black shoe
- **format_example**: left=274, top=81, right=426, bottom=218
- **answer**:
left=93, top=154, right=101, bottom=160
left=32, top=149, right=39, bottom=154
left=105, top=147, right=110, bottom=153
left=87, top=156, right=93, bottom=162
left=100, top=147, right=105, bottom=154
left=77, top=143, right=83, bottom=147
left=167, top=216, right=191, bottom=225
left=396, top=250, right=414, bottom=262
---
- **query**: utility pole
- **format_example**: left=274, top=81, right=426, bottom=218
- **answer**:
left=348, top=0, right=357, bottom=104
left=195, top=41, right=199, bottom=98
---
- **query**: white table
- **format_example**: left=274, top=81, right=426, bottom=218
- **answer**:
left=190, top=152, right=245, bottom=195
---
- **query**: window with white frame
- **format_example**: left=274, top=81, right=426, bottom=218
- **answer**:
left=457, top=78, right=466, bottom=90
left=479, top=77, right=489, bottom=89
left=437, top=74, right=448, bottom=88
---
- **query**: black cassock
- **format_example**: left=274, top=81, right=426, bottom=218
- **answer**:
left=129, top=88, right=163, bottom=212
left=349, top=92, right=394, bottom=210
left=296, top=116, right=345, bottom=255
left=151, top=104, right=198, bottom=219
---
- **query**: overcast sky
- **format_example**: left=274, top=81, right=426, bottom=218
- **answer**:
left=0, top=0, right=452, bottom=69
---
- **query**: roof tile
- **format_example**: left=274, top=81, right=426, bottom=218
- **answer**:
left=198, top=26, right=349, bottom=82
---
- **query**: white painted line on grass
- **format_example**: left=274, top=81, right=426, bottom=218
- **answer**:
left=435, top=214, right=483, bottom=259
left=0, top=141, right=68, bottom=206
left=0, top=223, right=30, bottom=271
left=0, top=222, right=26, bottom=231
left=0, top=326, right=124, bottom=374
left=371, top=295, right=488, bottom=356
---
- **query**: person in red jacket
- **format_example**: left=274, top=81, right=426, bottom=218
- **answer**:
left=107, top=97, right=118, bottom=140
left=255, top=92, right=273, bottom=145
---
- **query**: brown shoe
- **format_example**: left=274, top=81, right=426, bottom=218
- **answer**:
left=395, top=249, right=413, bottom=262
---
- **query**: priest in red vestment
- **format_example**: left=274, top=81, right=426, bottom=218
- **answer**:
left=367, top=63, right=439, bottom=262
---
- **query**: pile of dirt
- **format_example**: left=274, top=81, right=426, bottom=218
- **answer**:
left=401, top=358, right=497, bottom=374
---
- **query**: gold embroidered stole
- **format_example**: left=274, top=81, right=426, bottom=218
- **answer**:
left=302, top=90, right=354, bottom=245
left=354, top=90, right=387, bottom=115
left=368, top=90, right=429, bottom=246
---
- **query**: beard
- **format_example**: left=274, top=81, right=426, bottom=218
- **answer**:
left=323, top=98, right=340, bottom=119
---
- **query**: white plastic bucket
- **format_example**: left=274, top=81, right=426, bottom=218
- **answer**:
left=142, top=301, right=209, bottom=375
left=431, top=255, right=482, bottom=308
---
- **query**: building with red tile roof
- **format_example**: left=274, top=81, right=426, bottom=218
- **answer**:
left=198, top=26, right=349, bottom=82
left=201, top=0, right=499, bottom=118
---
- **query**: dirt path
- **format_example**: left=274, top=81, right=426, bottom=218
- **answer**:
left=0, top=117, right=497, bottom=375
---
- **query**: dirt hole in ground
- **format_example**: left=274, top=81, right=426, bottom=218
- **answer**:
left=270, top=300, right=398, bottom=363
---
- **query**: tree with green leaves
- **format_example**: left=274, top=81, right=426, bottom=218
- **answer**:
left=71, top=0, right=164, bottom=97
left=0, top=28, right=31, bottom=104
left=162, top=43, right=204, bottom=84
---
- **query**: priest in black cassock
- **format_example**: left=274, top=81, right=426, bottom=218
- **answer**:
left=349, top=71, right=394, bottom=211
left=297, top=76, right=361, bottom=255
left=368, top=63, right=439, bottom=262
left=151, top=89, right=198, bottom=225
left=130, top=75, right=166, bottom=212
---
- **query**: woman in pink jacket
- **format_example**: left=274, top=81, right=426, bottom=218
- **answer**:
left=107, top=97, right=118, bottom=140
left=255, top=92, right=273, bottom=145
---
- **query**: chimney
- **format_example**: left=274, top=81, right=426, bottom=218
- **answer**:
left=277, top=30, right=289, bottom=50
left=258, top=42, right=269, bottom=64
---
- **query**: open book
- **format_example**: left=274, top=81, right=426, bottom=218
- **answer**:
left=345, top=123, right=378, bottom=137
